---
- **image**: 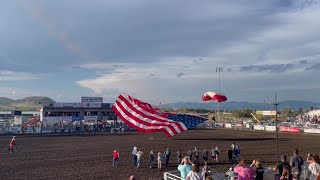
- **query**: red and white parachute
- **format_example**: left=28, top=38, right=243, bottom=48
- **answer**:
left=202, top=91, right=227, bottom=102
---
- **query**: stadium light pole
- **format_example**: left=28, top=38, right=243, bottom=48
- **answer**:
left=216, top=67, right=223, bottom=123
left=273, top=92, right=280, bottom=163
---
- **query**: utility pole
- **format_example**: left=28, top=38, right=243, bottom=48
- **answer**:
left=216, top=67, right=223, bottom=123
left=273, top=92, right=280, bottom=163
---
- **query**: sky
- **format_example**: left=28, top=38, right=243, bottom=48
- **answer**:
left=1, top=0, right=320, bottom=104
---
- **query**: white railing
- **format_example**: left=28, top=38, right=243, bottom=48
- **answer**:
left=164, top=169, right=225, bottom=180
left=163, top=170, right=183, bottom=180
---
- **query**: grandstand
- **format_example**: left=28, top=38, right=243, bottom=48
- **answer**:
left=306, top=109, right=320, bottom=117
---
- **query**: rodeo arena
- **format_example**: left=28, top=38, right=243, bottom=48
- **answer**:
left=0, top=94, right=320, bottom=180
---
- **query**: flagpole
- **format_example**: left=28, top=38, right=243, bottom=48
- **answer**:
left=273, top=92, right=280, bottom=163
left=216, top=67, right=223, bottom=123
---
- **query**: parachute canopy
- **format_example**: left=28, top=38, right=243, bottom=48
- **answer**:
left=202, top=91, right=227, bottom=102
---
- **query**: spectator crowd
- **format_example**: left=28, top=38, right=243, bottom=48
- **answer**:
left=111, top=144, right=320, bottom=180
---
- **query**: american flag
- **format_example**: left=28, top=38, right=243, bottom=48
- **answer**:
left=112, top=94, right=206, bottom=137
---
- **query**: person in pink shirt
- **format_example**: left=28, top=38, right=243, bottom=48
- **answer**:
left=113, top=150, right=119, bottom=167
left=234, top=160, right=255, bottom=180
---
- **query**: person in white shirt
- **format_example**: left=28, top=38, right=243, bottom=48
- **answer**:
left=157, top=152, right=163, bottom=169
left=136, top=151, right=143, bottom=168
left=306, top=154, right=320, bottom=180
left=186, top=165, right=203, bottom=180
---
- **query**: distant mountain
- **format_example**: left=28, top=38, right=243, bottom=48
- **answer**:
left=0, top=97, right=15, bottom=105
left=161, top=100, right=320, bottom=110
left=0, top=96, right=55, bottom=111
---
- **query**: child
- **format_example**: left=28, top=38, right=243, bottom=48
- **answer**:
left=177, top=150, right=182, bottom=165
left=202, top=165, right=211, bottom=179
left=225, top=167, right=237, bottom=180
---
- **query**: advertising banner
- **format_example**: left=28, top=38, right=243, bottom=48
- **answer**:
left=42, top=117, right=63, bottom=123
left=82, top=102, right=101, bottom=108
left=81, top=97, right=103, bottom=103
left=54, top=103, right=82, bottom=108
left=256, top=111, right=277, bottom=116
left=304, top=128, right=320, bottom=134
left=225, top=123, right=232, bottom=128
left=253, top=125, right=264, bottom=131
left=8, top=127, right=21, bottom=133
left=13, top=116, right=23, bottom=125
left=265, top=126, right=277, bottom=132
left=62, top=116, right=73, bottom=122
left=84, top=116, right=98, bottom=121
left=280, top=126, right=300, bottom=133
left=72, top=116, right=82, bottom=121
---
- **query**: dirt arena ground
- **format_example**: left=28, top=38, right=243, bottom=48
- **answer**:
left=0, top=129, right=320, bottom=180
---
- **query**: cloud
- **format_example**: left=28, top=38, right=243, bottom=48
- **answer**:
left=18, top=0, right=101, bottom=63
left=2, top=0, right=320, bottom=102
left=240, top=63, right=295, bottom=73
left=0, top=70, right=39, bottom=81
left=176, top=73, right=184, bottom=78
left=306, top=63, right=320, bottom=71
left=299, top=60, right=308, bottom=64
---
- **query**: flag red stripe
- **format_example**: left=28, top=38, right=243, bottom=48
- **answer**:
left=129, top=96, right=167, bottom=118
left=118, top=95, right=185, bottom=132
left=113, top=101, right=173, bottom=137
left=112, top=106, right=171, bottom=136
left=115, top=99, right=180, bottom=136
left=112, top=94, right=187, bottom=137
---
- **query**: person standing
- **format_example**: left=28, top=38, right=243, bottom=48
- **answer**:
left=113, top=150, right=119, bottom=167
left=164, top=148, right=171, bottom=167
left=187, top=149, right=193, bottom=161
left=306, top=154, right=320, bottom=180
left=177, top=150, right=183, bottom=165
left=202, top=165, right=211, bottom=179
left=157, top=151, right=163, bottom=169
left=132, top=146, right=138, bottom=167
left=290, top=149, right=304, bottom=180
left=250, top=160, right=264, bottom=180
left=273, top=154, right=291, bottom=180
left=178, top=157, right=193, bottom=179
left=227, top=148, right=233, bottom=163
left=149, top=150, right=155, bottom=169
left=234, top=160, right=255, bottom=180
left=214, top=147, right=221, bottom=162
left=210, top=147, right=216, bottom=163
left=231, top=143, right=239, bottom=160
left=186, top=165, right=203, bottom=180
left=8, top=136, right=16, bottom=153
left=193, top=147, right=200, bottom=163
left=136, top=151, right=143, bottom=168
left=202, top=149, right=209, bottom=165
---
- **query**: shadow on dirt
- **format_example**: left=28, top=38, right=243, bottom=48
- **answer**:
left=173, top=137, right=289, bottom=142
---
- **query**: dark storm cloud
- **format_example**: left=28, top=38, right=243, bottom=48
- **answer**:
left=240, top=63, right=295, bottom=73
left=306, top=63, right=320, bottom=71
left=299, top=60, right=308, bottom=64
left=176, top=72, right=184, bottom=78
